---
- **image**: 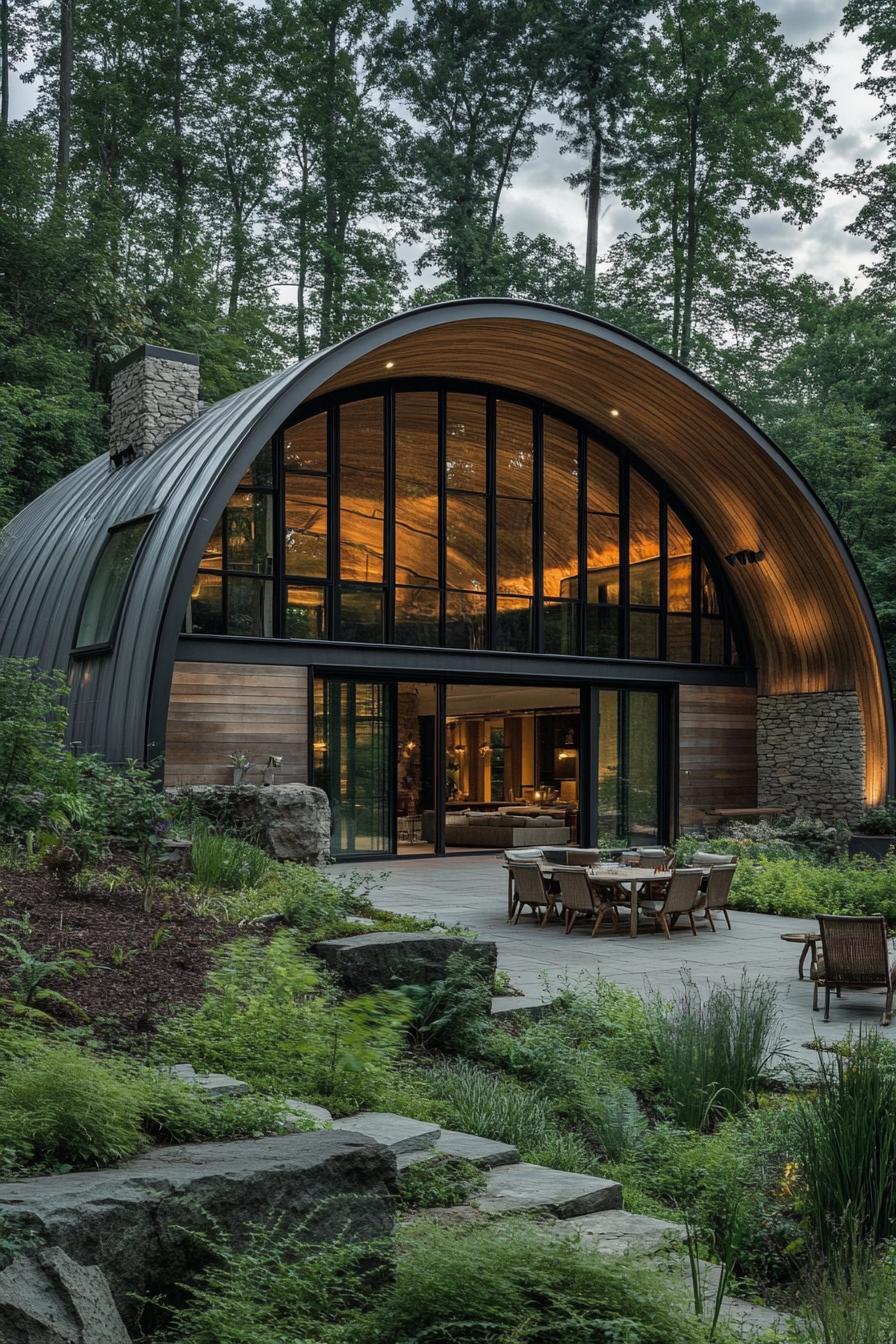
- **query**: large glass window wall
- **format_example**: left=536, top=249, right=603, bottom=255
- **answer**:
left=186, top=383, right=744, bottom=665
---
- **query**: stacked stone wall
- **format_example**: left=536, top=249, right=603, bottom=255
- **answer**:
left=756, top=690, right=865, bottom=825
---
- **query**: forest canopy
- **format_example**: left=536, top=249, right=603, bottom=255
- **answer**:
left=2, top=0, right=896, bottom=663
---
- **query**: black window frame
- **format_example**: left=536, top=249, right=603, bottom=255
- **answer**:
left=72, top=512, right=157, bottom=656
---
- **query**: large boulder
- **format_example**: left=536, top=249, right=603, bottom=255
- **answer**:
left=312, top=931, right=498, bottom=994
left=0, top=1131, right=395, bottom=1330
left=167, top=783, right=331, bottom=862
left=0, top=1245, right=131, bottom=1344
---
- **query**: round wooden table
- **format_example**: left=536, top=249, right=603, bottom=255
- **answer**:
left=780, top=931, right=819, bottom=980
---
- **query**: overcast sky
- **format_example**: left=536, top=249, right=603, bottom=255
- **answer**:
left=10, top=0, right=885, bottom=292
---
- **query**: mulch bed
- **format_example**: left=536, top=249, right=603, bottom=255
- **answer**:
left=0, top=862, right=242, bottom=1051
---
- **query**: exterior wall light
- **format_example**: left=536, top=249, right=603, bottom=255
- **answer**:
left=725, top=548, right=766, bottom=566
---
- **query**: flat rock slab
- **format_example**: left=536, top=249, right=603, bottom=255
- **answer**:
left=0, top=1131, right=396, bottom=1330
left=476, top=1163, right=622, bottom=1219
left=330, top=1111, right=441, bottom=1154
left=193, top=1072, right=250, bottom=1098
left=554, top=1209, right=685, bottom=1256
left=312, top=932, right=497, bottom=995
left=434, top=1129, right=520, bottom=1168
left=283, top=1099, right=333, bottom=1124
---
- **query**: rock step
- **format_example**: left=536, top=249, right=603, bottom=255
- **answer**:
left=398, top=1129, right=521, bottom=1172
left=477, top=1162, right=623, bottom=1219
left=491, top=994, right=555, bottom=1019
left=329, top=1112, right=442, bottom=1154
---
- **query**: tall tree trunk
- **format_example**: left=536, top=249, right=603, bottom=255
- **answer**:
left=583, top=132, right=602, bottom=310
left=55, top=0, right=73, bottom=202
left=679, top=104, right=700, bottom=366
left=296, top=139, right=309, bottom=358
left=319, top=19, right=338, bottom=347
left=171, top=0, right=187, bottom=268
left=1, top=0, right=10, bottom=129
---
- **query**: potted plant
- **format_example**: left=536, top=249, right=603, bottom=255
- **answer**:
left=850, top=799, right=896, bottom=860
left=229, top=751, right=252, bottom=786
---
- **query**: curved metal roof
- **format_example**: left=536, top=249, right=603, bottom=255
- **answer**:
left=0, top=298, right=890, bottom=797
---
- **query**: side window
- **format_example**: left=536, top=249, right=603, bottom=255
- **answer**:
left=75, top=517, right=153, bottom=650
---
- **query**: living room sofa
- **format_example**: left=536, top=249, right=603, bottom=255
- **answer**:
left=421, top=810, right=570, bottom=848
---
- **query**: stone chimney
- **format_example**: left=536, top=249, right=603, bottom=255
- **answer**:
left=109, top=344, right=200, bottom=468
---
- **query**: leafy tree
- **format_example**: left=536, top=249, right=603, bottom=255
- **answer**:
left=615, top=0, right=837, bottom=364
left=839, top=0, right=896, bottom=296
left=388, top=0, right=554, bottom=296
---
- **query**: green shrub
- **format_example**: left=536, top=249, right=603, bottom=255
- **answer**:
left=854, top=799, right=896, bottom=836
left=648, top=972, right=781, bottom=1131
left=0, top=1043, right=149, bottom=1168
left=731, top=854, right=896, bottom=920
left=0, top=657, right=167, bottom=852
left=405, top=951, right=494, bottom=1052
left=161, top=1217, right=732, bottom=1344
left=398, top=1155, right=486, bottom=1209
left=794, top=1037, right=896, bottom=1249
left=190, top=829, right=273, bottom=893
left=547, top=978, right=656, bottom=1089
left=799, top=1245, right=896, bottom=1344
left=154, top=932, right=411, bottom=1113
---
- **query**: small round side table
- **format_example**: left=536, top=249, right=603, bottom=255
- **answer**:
left=780, top=931, right=819, bottom=981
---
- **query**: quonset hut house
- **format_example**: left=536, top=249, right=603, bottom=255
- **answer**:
left=0, top=300, right=891, bottom=858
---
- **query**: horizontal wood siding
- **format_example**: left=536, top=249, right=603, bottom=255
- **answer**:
left=678, top=685, right=757, bottom=831
left=165, top=662, right=308, bottom=786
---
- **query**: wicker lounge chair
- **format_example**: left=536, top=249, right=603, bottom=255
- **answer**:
left=813, top=914, right=896, bottom=1026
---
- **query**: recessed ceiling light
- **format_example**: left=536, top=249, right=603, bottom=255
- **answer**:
left=385, top=360, right=395, bottom=369
left=610, top=408, right=620, bottom=417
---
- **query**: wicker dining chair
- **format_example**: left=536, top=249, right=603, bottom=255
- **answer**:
left=814, top=915, right=896, bottom=1026
left=699, top=863, right=737, bottom=930
left=635, top=846, right=676, bottom=872
left=637, top=867, right=704, bottom=939
left=554, top=866, right=622, bottom=936
left=507, top=861, right=557, bottom=927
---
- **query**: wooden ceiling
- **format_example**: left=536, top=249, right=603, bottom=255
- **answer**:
left=313, top=312, right=890, bottom=803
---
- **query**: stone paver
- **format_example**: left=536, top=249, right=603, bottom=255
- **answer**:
left=476, top=1162, right=622, bottom=1218
left=434, top=1128, right=520, bottom=1167
left=329, top=1111, right=441, bottom=1153
left=557, top=1208, right=685, bottom=1255
left=347, top=853, right=890, bottom=1060
left=283, top=1099, right=333, bottom=1125
left=490, top=994, right=555, bottom=1018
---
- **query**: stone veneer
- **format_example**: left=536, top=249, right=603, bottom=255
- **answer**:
left=756, top=690, right=865, bottom=825
left=109, top=344, right=199, bottom=463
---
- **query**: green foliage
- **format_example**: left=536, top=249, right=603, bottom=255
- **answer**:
left=405, top=951, right=494, bottom=1052
left=0, top=1033, right=300, bottom=1174
left=154, top=932, right=411, bottom=1113
left=856, top=800, right=896, bottom=836
left=398, top=1155, right=486, bottom=1209
left=647, top=973, right=781, bottom=1131
left=793, top=1037, right=896, bottom=1250
left=731, top=854, right=896, bottom=920
left=799, top=1245, right=896, bottom=1344
left=547, top=978, right=657, bottom=1088
left=0, top=917, right=92, bottom=1023
left=190, top=828, right=274, bottom=894
left=0, top=1214, right=40, bottom=1272
left=160, top=1216, right=730, bottom=1344
left=0, top=658, right=167, bottom=853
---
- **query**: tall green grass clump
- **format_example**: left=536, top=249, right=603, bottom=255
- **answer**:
left=190, top=828, right=273, bottom=893
left=154, top=931, right=411, bottom=1113
left=794, top=1036, right=896, bottom=1249
left=648, top=972, right=781, bottom=1131
left=799, top=1246, right=896, bottom=1344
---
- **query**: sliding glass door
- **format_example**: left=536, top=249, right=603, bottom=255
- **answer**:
left=313, top=679, right=392, bottom=855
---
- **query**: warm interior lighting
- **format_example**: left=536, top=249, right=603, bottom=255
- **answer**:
left=610, top=408, right=620, bottom=417
left=385, top=360, right=395, bottom=369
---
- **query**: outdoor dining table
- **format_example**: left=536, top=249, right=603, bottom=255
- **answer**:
left=540, top=862, right=674, bottom=938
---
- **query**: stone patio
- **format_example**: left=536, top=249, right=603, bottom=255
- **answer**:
left=344, top=853, right=893, bottom=1065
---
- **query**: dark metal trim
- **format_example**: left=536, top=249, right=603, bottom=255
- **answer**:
left=174, top=633, right=756, bottom=688
left=111, top=344, right=200, bottom=374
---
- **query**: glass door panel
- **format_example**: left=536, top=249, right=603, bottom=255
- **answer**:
left=313, top=679, right=392, bottom=855
left=596, top=688, right=662, bottom=844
